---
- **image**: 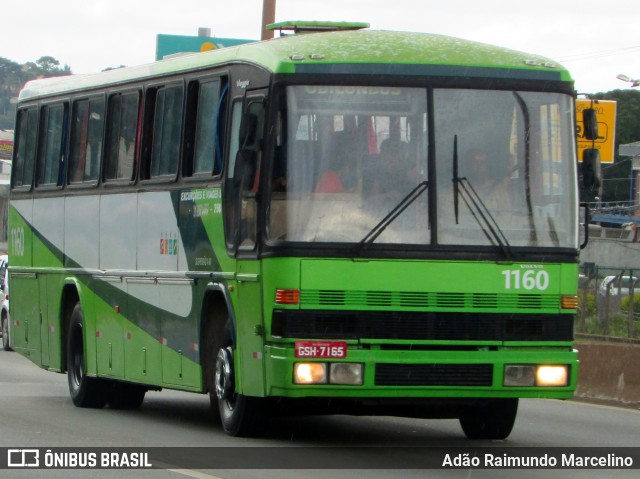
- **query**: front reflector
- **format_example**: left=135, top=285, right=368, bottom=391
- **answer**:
left=536, top=365, right=569, bottom=387
left=504, top=365, right=536, bottom=387
left=329, top=363, right=363, bottom=385
left=294, top=363, right=327, bottom=384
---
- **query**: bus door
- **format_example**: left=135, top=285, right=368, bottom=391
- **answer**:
left=226, top=88, right=267, bottom=397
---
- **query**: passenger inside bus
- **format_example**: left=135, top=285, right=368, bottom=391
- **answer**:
left=367, top=137, right=411, bottom=199
left=464, top=148, right=511, bottom=211
left=314, top=132, right=352, bottom=193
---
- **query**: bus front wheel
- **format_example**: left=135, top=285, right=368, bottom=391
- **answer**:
left=214, top=333, right=267, bottom=437
left=67, top=303, right=107, bottom=408
left=459, top=398, right=518, bottom=440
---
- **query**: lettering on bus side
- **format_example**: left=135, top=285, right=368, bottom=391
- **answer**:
left=501, top=266, right=550, bottom=291
left=10, top=226, right=25, bottom=257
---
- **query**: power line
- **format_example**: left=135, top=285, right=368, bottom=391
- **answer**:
left=556, top=45, right=640, bottom=63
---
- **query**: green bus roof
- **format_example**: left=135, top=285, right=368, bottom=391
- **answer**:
left=19, top=28, right=572, bottom=101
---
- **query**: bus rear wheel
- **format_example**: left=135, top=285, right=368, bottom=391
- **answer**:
left=67, top=303, right=107, bottom=408
left=459, top=398, right=518, bottom=440
left=214, top=333, right=267, bottom=437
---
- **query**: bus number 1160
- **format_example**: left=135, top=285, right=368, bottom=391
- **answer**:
left=502, top=269, right=549, bottom=291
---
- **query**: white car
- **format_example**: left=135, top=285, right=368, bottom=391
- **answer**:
left=0, top=254, right=11, bottom=351
left=598, top=275, right=639, bottom=297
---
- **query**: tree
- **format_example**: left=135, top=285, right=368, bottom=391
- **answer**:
left=23, top=56, right=72, bottom=78
left=0, top=55, right=73, bottom=129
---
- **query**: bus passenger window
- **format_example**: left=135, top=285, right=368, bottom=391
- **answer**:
left=11, top=108, right=38, bottom=189
left=184, top=78, right=227, bottom=178
left=69, top=98, right=104, bottom=185
left=145, top=84, right=184, bottom=179
left=105, top=92, right=140, bottom=181
left=36, top=103, right=67, bottom=187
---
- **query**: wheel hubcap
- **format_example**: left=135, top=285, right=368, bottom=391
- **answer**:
left=215, top=347, right=235, bottom=401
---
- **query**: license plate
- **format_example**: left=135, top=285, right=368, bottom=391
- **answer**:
left=295, top=341, right=347, bottom=359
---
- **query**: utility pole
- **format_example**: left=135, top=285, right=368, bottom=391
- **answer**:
left=261, top=0, right=276, bottom=40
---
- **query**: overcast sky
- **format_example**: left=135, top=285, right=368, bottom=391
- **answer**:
left=1, top=0, right=638, bottom=93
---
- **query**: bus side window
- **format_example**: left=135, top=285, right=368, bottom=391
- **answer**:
left=11, top=108, right=39, bottom=189
left=104, top=91, right=140, bottom=182
left=36, top=102, right=67, bottom=188
left=238, top=100, right=265, bottom=250
left=224, top=95, right=265, bottom=252
left=69, top=97, right=104, bottom=185
left=183, top=78, right=227, bottom=178
left=141, top=83, right=184, bottom=180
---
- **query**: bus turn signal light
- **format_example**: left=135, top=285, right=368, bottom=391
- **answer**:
left=561, top=295, right=578, bottom=309
left=275, top=288, right=300, bottom=305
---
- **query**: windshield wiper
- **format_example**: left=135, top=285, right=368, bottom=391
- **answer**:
left=356, top=180, right=429, bottom=252
left=452, top=135, right=513, bottom=259
left=513, top=92, right=537, bottom=245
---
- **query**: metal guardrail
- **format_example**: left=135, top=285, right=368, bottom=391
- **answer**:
left=588, top=200, right=640, bottom=226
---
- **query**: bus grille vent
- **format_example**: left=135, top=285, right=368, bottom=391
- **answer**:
left=375, top=363, right=493, bottom=386
left=271, top=310, right=574, bottom=342
left=301, top=290, right=558, bottom=310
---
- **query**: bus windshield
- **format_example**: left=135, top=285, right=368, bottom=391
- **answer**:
left=268, top=85, right=577, bottom=249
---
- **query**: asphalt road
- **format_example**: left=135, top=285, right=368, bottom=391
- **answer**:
left=0, top=349, right=638, bottom=479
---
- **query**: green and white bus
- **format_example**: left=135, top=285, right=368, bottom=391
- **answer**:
left=9, top=21, right=583, bottom=439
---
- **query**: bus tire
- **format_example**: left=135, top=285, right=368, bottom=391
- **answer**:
left=67, top=303, right=107, bottom=408
left=2, top=316, right=11, bottom=351
left=214, top=328, right=267, bottom=437
left=459, top=398, right=518, bottom=440
left=107, top=381, right=146, bottom=409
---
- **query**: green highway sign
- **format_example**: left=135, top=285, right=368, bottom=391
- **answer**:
left=156, top=34, right=255, bottom=60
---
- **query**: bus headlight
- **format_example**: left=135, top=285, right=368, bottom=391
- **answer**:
left=329, top=363, right=363, bottom=385
left=293, top=362, right=363, bottom=385
left=294, top=363, right=327, bottom=384
left=536, top=365, right=569, bottom=387
left=504, top=365, right=536, bottom=386
left=504, top=365, right=569, bottom=387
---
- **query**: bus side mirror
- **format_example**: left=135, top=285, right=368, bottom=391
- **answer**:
left=582, top=108, right=599, bottom=140
left=579, top=203, right=590, bottom=250
left=582, top=148, right=601, bottom=189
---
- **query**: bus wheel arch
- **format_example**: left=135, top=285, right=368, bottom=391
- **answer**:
left=201, top=286, right=234, bottom=397
left=200, top=284, right=267, bottom=436
left=215, top=321, right=267, bottom=436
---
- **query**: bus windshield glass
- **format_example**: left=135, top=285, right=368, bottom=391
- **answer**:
left=435, top=89, right=577, bottom=249
left=268, top=86, right=577, bottom=249
left=269, top=85, right=429, bottom=244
